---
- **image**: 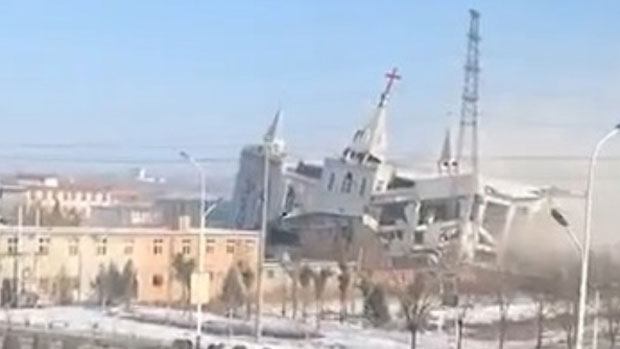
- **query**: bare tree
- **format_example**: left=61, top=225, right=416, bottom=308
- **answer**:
left=90, top=262, right=125, bottom=307
left=591, top=253, right=620, bottom=348
left=517, top=273, right=560, bottom=349
left=554, top=297, right=578, bottom=349
left=171, top=253, right=196, bottom=307
left=455, top=294, right=472, bottom=349
left=54, top=266, right=73, bottom=305
left=357, top=276, right=390, bottom=327
left=489, top=265, right=518, bottom=349
left=313, top=267, right=333, bottom=330
left=392, top=271, right=439, bottom=349
left=299, top=265, right=314, bottom=321
left=444, top=275, right=471, bottom=349
left=549, top=265, right=580, bottom=349
left=92, top=264, right=107, bottom=307
left=121, top=260, right=138, bottom=309
left=285, top=262, right=300, bottom=319
left=599, top=286, right=620, bottom=348
left=1, top=279, right=12, bottom=307
left=221, top=264, right=245, bottom=317
left=337, top=261, right=352, bottom=323
left=238, top=261, right=255, bottom=319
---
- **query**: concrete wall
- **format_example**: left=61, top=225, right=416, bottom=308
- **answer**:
left=230, top=145, right=284, bottom=229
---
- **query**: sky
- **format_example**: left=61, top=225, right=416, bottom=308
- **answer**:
left=0, top=1, right=619, bottom=178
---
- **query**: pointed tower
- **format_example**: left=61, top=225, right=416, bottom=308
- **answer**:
left=343, top=68, right=400, bottom=165
left=263, top=108, right=280, bottom=142
left=264, top=108, right=285, bottom=156
left=438, top=129, right=456, bottom=174
left=230, top=109, right=285, bottom=229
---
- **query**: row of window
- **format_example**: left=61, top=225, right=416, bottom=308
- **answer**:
left=29, top=190, right=111, bottom=202
left=326, top=172, right=367, bottom=196
left=383, top=230, right=425, bottom=245
left=3, top=237, right=255, bottom=256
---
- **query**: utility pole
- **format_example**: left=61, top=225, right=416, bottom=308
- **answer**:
left=455, top=9, right=482, bottom=262
left=255, top=110, right=280, bottom=341
left=179, top=151, right=206, bottom=349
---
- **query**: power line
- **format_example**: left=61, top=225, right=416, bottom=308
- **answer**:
left=0, top=155, right=238, bottom=164
left=0, top=151, right=619, bottom=165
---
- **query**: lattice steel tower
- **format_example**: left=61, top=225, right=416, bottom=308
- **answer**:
left=456, top=9, right=481, bottom=176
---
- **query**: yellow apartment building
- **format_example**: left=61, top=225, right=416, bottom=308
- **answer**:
left=0, top=225, right=258, bottom=305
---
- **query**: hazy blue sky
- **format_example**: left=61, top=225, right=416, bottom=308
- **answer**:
left=0, top=1, right=619, bottom=175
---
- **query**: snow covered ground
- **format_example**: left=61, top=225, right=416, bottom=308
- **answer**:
left=0, top=303, right=567, bottom=349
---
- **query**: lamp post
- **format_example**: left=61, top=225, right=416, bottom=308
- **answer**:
left=550, top=207, right=582, bottom=257
left=575, top=124, right=620, bottom=349
left=552, top=204, right=606, bottom=349
left=254, top=135, right=271, bottom=341
left=252, top=109, right=280, bottom=342
left=180, top=151, right=206, bottom=349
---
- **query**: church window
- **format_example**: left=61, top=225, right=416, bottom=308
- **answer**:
left=359, top=178, right=367, bottom=196
left=327, top=173, right=335, bottom=191
left=414, top=231, right=425, bottom=245
left=375, top=180, right=385, bottom=192
left=284, top=187, right=296, bottom=213
left=341, top=172, right=353, bottom=193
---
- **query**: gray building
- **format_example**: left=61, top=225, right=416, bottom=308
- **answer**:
left=230, top=143, right=285, bottom=229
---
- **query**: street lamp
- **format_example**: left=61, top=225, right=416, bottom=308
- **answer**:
left=551, top=204, right=606, bottom=349
left=254, top=135, right=271, bottom=341
left=254, top=109, right=280, bottom=342
left=550, top=207, right=582, bottom=257
left=180, top=151, right=206, bottom=349
left=575, top=124, right=620, bottom=349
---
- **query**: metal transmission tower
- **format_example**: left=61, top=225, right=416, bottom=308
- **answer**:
left=456, top=9, right=481, bottom=176
left=454, top=9, right=482, bottom=262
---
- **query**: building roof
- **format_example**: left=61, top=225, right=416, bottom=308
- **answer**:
left=482, top=178, right=546, bottom=200
left=0, top=225, right=258, bottom=237
left=16, top=173, right=57, bottom=181
left=294, top=161, right=323, bottom=180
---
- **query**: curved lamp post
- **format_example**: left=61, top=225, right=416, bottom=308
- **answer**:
left=180, top=151, right=206, bottom=349
left=575, top=123, right=620, bottom=349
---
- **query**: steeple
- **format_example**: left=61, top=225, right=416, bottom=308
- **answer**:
left=343, top=68, right=400, bottom=165
left=438, top=129, right=456, bottom=174
left=263, top=108, right=281, bottom=143
left=263, top=108, right=284, bottom=155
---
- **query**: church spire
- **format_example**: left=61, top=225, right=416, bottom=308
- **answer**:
left=343, top=68, right=401, bottom=164
left=263, top=108, right=281, bottom=143
left=263, top=108, right=284, bottom=156
left=438, top=129, right=456, bottom=174
left=378, top=67, right=401, bottom=108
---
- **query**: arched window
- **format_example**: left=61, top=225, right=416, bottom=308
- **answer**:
left=359, top=178, right=367, bottom=196
left=341, top=172, right=353, bottom=193
left=327, top=173, right=336, bottom=191
left=284, top=186, right=296, bottom=213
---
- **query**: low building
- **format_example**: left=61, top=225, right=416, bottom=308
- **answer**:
left=23, top=183, right=114, bottom=219
left=0, top=225, right=258, bottom=305
left=87, top=203, right=159, bottom=227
